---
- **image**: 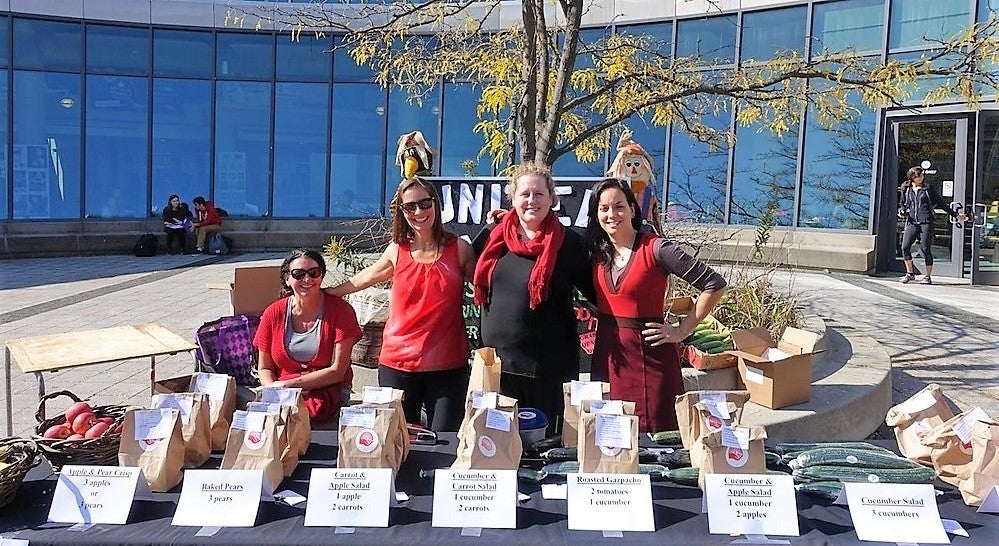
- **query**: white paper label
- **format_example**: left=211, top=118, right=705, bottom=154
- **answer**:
left=339, top=407, right=377, bottom=428
left=744, top=366, right=765, bottom=385
left=566, top=473, right=654, bottom=532
left=152, top=395, right=194, bottom=426
left=431, top=469, right=518, bottom=529
left=0, top=539, right=29, bottom=546
left=192, top=373, right=229, bottom=415
left=896, top=389, right=938, bottom=415
left=361, top=386, right=394, bottom=405
left=304, top=468, right=393, bottom=528
left=721, top=426, right=751, bottom=450
left=134, top=409, right=176, bottom=441
left=953, top=407, right=993, bottom=444
left=246, top=402, right=281, bottom=414
left=471, top=391, right=498, bottom=410
left=172, top=469, right=267, bottom=527
left=231, top=411, right=265, bottom=433
left=48, top=466, right=151, bottom=524
left=570, top=380, right=604, bottom=406
left=704, top=474, right=799, bottom=537
left=761, top=347, right=790, bottom=361
left=594, top=414, right=632, bottom=450
left=843, top=483, right=948, bottom=544
left=485, top=409, right=512, bottom=432
left=589, top=399, right=624, bottom=415
left=259, top=387, right=300, bottom=406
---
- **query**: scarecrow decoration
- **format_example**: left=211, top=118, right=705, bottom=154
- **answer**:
left=396, top=130, right=435, bottom=179
left=607, top=129, right=663, bottom=234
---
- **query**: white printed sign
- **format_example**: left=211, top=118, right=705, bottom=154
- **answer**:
left=431, top=469, right=517, bottom=529
left=133, top=409, right=177, bottom=441
left=953, top=407, right=992, bottom=444
left=471, top=391, right=498, bottom=410
left=172, top=469, right=268, bottom=527
left=485, top=409, right=512, bottom=432
left=259, top=387, right=300, bottom=406
left=362, top=386, right=395, bottom=405
left=595, top=414, right=632, bottom=450
left=589, top=400, right=624, bottom=415
left=231, top=410, right=266, bottom=433
left=703, top=474, right=799, bottom=537
left=304, top=468, right=393, bottom=527
left=567, top=473, right=654, bottom=532
left=843, top=482, right=948, bottom=544
left=339, top=407, right=377, bottom=428
left=192, top=373, right=229, bottom=414
left=48, top=466, right=152, bottom=524
left=720, top=426, right=751, bottom=450
left=570, top=380, right=603, bottom=406
left=152, top=395, right=194, bottom=426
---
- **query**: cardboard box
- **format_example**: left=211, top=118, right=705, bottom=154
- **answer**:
left=683, top=314, right=738, bottom=371
left=206, top=265, right=282, bottom=317
left=729, top=327, right=822, bottom=409
left=154, top=374, right=194, bottom=395
left=664, top=296, right=695, bottom=323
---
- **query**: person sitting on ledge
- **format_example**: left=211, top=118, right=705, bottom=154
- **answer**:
left=192, top=195, right=222, bottom=253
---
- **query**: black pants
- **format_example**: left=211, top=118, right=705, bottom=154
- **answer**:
left=164, top=229, right=187, bottom=253
left=378, top=365, right=469, bottom=432
left=500, top=372, right=564, bottom=437
left=901, top=222, right=935, bottom=265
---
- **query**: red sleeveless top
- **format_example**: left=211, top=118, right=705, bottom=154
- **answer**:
left=594, top=233, right=669, bottom=319
left=380, top=237, right=469, bottom=372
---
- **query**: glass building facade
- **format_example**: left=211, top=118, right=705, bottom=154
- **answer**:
left=0, top=0, right=994, bottom=233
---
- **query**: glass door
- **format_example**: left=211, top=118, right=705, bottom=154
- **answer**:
left=972, top=114, right=999, bottom=284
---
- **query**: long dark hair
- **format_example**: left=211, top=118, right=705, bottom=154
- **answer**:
left=278, top=247, right=326, bottom=298
left=388, top=176, right=452, bottom=246
left=586, top=178, right=644, bottom=265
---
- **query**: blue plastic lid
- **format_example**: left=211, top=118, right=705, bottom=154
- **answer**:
left=517, top=408, right=548, bottom=430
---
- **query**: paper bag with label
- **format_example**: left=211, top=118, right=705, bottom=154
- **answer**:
left=118, top=408, right=186, bottom=492
left=561, top=381, right=610, bottom=447
left=577, top=402, right=639, bottom=474
left=674, top=391, right=750, bottom=449
left=958, top=420, right=999, bottom=506
left=690, top=401, right=744, bottom=468
left=189, top=372, right=237, bottom=451
left=360, top=387, right=410, bottom=464
left=220, top=410, right=284, bottom=495
left=337, top=406, right=400, bottom=475
left=452, top=393, right=522, bottom=470
left=921, top=411, right=976, bottom=487
left=467, top=347, right=501, bottom=396
left=885, top=383, right=954, bottom=465
left=255, top=387, right=311, bottom=455
left=246, top=402, right=297, bottom=477
left=698, top=425, right=768, bottom=489
left=150, top=392, right=212, bottom=468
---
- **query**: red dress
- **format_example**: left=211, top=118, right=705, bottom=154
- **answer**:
left=380, top=237, right=469, bottom=372
left=253, top=293, right=361, bottom=421
left=590, top=233, right=684, bottom=432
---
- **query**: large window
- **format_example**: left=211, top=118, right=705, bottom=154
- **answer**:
left=741, top=7, right=806, bottom=61
left=331, top=83, right=385, bottom=217
left=85, top=75, right=148, bottom=218
left=217, top=33, right=273, bottom=80
left=729, top=115, right=799, bottom=226
left=153, top=79, right=210, bottom=214
left=277, top=35, right=332, bottom=81
left=385, top=86, right=440, bottom=207
left=676, top=15, right=737, bottom=65
left=87, top=25, right=148, bottom=75
left=154, top=29, right=213, bottom=78
left=0, top=70, right=6, bottom=220
left=333, top=36, right=375, bottom=82
left=889, top=0, right=972, bottom=50
left=980, top=0, right=998, bottom=21
left=13, top=71, right=81, bottom=219
left=215, top=81, right=271, bottom=216
left=13, top=19, right=81, bottom=72
left=667, top=111, right=730, bottom=224
left=0, top=17, right=9, bottom=67
left=812, top=0, right=885, bottom=54
left=273, top=82, right=329, bottom=218
left=440, top=83, right=492, bottom=177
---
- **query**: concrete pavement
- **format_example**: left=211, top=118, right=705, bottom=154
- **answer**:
left=0, top=252, right=996, bottom=437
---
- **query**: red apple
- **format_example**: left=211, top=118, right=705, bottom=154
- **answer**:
left=43, top=424, right=71, bottom=439
left=84, top=421, right=110, bottom=439
left=71, top=412, right=96, bottom=434
left=97, top=417, right=114, bottom=426
left=66, top=433, right=85, bottom=441
left=64, top=401, right=94, bottom=425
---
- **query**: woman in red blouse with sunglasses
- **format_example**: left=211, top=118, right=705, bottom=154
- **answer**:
left=254, top=247, right=362, bottom=423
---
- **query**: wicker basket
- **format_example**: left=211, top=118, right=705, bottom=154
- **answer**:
left=32, top=390, right=129, bottom=472
left=0, top=437, right=40, bottom=509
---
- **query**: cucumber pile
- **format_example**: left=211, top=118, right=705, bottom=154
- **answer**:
left=683, top=321, right=733, bottom=354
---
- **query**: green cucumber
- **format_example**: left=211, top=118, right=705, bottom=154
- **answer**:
left=541, top=446, right=578, bottom=462
left=666, top=466, right=700, bottom=487
left=650, top=429, right=682, bottom=445
left=791, top=464, right=935, bottom=484
left=656, top=448, right=691, bottom=468
left=788, top=447, right=923, bottom=471
left=795, top=481, right=843, bottom=501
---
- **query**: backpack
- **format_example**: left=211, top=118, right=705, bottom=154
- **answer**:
left=206, top=232, right=230, bottom=255
left=132, top=233, right=158, bottom=257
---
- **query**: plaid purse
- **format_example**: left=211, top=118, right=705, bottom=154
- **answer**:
left=193, top=315, right=262, bottom=387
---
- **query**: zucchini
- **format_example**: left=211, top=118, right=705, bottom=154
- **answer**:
left=788, top=447, right=922, bottom=471
left=419, top=468, right=548, bottom=483
left=694, top=333, right=729, bottom=346
left=791, top=465, right=935, bottom=485
left=666, top=466, right=700, bottom=487
left=541, top=446, right=578, bottom=462
left=650, top=430, right=682, bottom=445
left=775, top=442, right=896, bottom=456
left=765, top=451, right=784, bottom=471
left=795, top=481, right=843, bottom=501
left=705, top=343, right=732, bottom=354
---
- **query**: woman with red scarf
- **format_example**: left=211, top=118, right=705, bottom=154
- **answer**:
left=473, top=161, right=595, bottom=436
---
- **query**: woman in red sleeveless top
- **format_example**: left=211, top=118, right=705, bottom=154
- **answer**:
left=329, top=177, right=476, bottom=431
left=586, top=179, right=727, bottom=432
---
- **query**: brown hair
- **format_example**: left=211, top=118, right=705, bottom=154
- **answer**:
left=278, top=247, right=326, bottom=298
left=506, top=161, right=559, bottom=208
left=389, top=176, right=447, bottom=245
left=906, top=166, right=924, bottom=181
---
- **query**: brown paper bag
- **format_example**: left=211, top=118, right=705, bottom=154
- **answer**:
left=675, top=391, right=750, bottom=449
left=577, top=411, right=640, bottom=474
left=958, top=420, right=999, bottom=506
left=189, top=372, right=237, bottom=451
left=886, top=384, right=954, bottom=465
left=337, top=406, right=400, bottom=475
left=689, top=401, right=745, bottom=468
left=452, top=393, right=522, bottom=470
left=698, top=425, right=768, bottom=489
left=921, top=411, right=977, bottom=487
left=360, top=386, right=410, bottom=463
left=247, top=402, right=298, bottom=477
left=467, top=347, right=501, bottom=396
left=150, top=392, right=212, bottom=468
left=256, top=387, right=312, bottom=456
left=220, top=410, right=284, bottom=494
left=561, top=381, right=610, bottom=447
left=118, top=408, right=186, bottom=492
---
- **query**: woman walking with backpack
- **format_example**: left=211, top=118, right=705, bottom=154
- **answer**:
left=899, top=167, right=966, bottom=285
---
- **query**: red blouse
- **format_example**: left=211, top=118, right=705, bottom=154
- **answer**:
left=594, top=233, right=669, bottom=318
left=380, top=237, right=469, bottom=372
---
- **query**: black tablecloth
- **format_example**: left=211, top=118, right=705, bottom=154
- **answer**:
left=0, top=432, right=995, bottom=546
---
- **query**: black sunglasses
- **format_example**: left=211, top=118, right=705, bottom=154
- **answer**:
left=400, top=197, right=435, bottom=213
left=288, top=267, right=323, bottom=280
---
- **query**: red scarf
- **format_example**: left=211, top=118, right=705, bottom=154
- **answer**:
left=473, top=210, right=565, bottom=310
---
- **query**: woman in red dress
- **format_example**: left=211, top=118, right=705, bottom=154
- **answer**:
left=329, top=177, right=475, bottom=431
left=586, top=179, right=727, bottom=432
